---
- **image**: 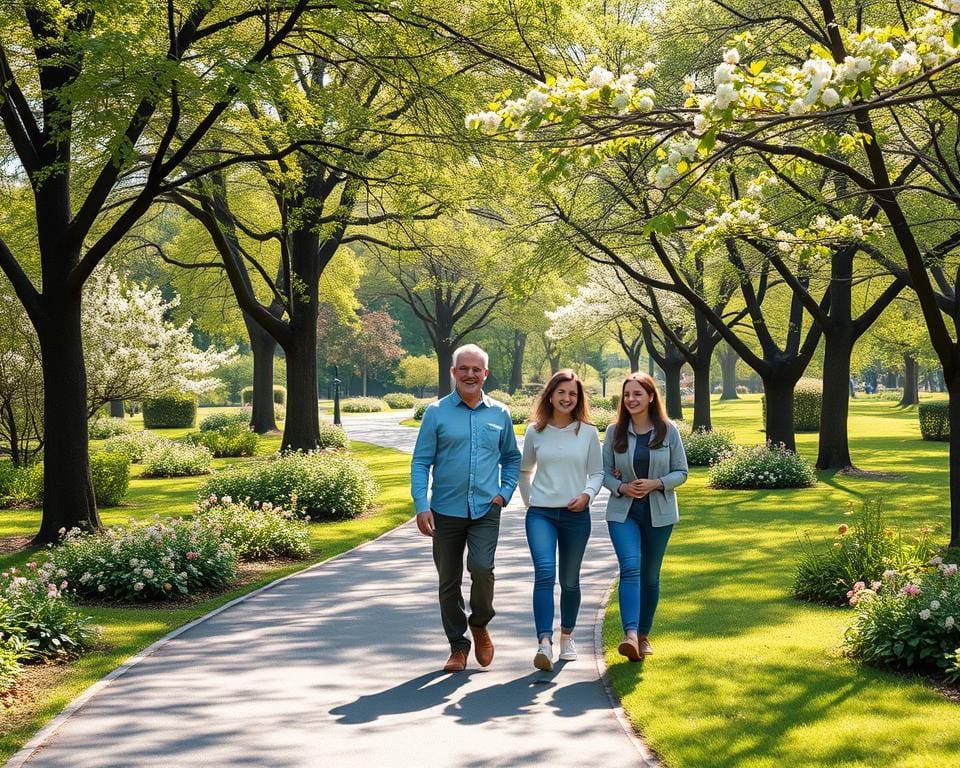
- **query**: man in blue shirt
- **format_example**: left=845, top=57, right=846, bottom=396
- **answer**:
left=411, top=344, right=521, bottom=672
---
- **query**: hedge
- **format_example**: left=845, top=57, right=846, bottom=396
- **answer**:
left=143, top=392, right=197, bottom=429
left=919, top=401, right=949, bottom=441
left=240, top=385, right=287, bottom=407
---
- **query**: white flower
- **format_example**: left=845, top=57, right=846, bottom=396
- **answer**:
left=636, top=95, right=654, bottom=112
left=715, top=83, right=738, bottom=109
left=612, top=92, right=631, bottom=111
left=693, top=114, right=709, bottom=135
left=820, top=88, right=840, bottom=107
left=919, top=608, right=931, bottom=620
left=97, top=584, right=106, bottom=592
left=946, top=616, right=956, bottom=628
left=143, top=568, right=155, bottom=579
left=639, top=62, right=657, bottom=77
left=723, top=48, right=740, bottom=65
left=889, top=52, right=919, bottom=76
left=715, top=62, right=735, bottom=84
left=586, top=66, right=615, bottom=89
left=930, top=599, right=941, bottom=610
left=654, top=165, right=679, bottom=189
left=788, top=98, right=808, bottom=116
left=526, top=89, right=548, bottom=109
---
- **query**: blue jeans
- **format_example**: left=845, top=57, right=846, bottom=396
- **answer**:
left=525, top=506, right=591, bottom=640
left=607, top=500, right=673, bottom=636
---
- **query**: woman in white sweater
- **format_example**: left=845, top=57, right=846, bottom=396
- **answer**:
left=519, top=370, right=604, bottom=671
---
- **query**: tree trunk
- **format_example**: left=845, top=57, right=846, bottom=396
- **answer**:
left=436, top=342, right=454, bottom=397
left=718, top=346, right=740, bottom=400
left=247, top=316, right=279, bottom=433
left=34, top=300, right=100, bottom=544
left=949, top=377, right=960, bottom=547
left=691, top=355, right=712, bottom=431
left=281, top=319, right=320, bottom=450
left=899, top=354, right=919, bottom=406
left=663, top=358, right=683, bottom=421
left=761, top=375, right=796, bottom=452
left=816, top=331, right=855, bottom=470
left=109, top=400, right=125, bottom=418
left=509, top=331, right=526, bottom=393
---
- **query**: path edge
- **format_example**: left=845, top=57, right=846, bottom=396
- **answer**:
left=592, top=580, right=662, bottom=767
left=5, top=518, right=416, bottom=768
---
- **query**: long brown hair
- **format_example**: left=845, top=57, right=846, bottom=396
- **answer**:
left=532, top=369, right=592, bottom=432
left=612, top=373, right=669, bottom=452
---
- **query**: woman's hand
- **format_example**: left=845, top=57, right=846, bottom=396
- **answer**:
left=618, top=478, right=663, bottom=499
left=566, top=493, right=590, bottom=512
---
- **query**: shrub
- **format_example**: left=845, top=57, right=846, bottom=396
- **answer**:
left=340, top=397, right=386, bottom=413
left=141, top=440, right=212, bottom=477
left=0, top=634, right=23, bottom=692
left=0, top=462, right=42, bottom=507
left=88, top=417, right=133, bottom=440
left=0, top=561, right=96, bottom=659
left=509, top=404, right=532, bottom=425
left=413, top=399, right=436, bottom=420
left=195, top=498, right=311, bottom=560
left=486, top=389, right=514, bottom=405
left=676, top=424, right=737, bottom=467
left=199, top=411, right=250, bottom=432
left=793, top=499, right=937, bottom=605
left=142, top=392, right=197, bottom=429
left=318, top=421, right=349, bottom=450
left=89, top=451, right=130, bottom=506
left=794, top=378, right=823, bottom=431
left=736, top=385, right=750, bottom=394
left=383, top=392, right=418, bottom=409
left=919, top=402, right=949, bottom=441
left=103, top=430, right=163, bottom=463
left=843, top=556, right=960, bottom=682
left=240, top=385, right=287, bottom=407
left=188, top=425, right=260, bottom=458
left=48, top=518, right=238, bottom=601
left=240, top=404, right=285, bottom=423
left=199, top=451, right=378, bottom=521
left=590, top=408, right=615, bottom=432
left=590, top=395, right=614, bottom=410
left=1, top=455, right=128, bottom=507
left=707, top=442, right=817, bottom=489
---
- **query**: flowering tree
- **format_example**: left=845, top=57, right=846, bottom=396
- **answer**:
left=83, top=271, right=236, bottom=414
left=470, top=0, right=960, bottom=544
left=397, top=354, right=437, bottom=397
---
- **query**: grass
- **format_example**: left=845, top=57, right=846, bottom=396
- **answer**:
left=0, top=419, right=414, bottom=764
left=603, top=392, right=958, bottom=768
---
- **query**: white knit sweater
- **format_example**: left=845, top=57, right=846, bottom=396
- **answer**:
left=518, top=422, right=604, bottom=508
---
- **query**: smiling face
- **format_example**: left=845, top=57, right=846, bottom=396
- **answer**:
left=451, top=351, right=489, bottom=402
left=549, top=379, right=579, bottom=417
left=622, top=379, right=654, bottom=417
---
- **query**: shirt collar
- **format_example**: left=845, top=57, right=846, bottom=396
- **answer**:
left=450, top=389, right=491, bottom=409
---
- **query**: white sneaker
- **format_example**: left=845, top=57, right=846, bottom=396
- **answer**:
left=559, top=635, right=578, bottom=661
left=534, top=641, right=554, bottom=671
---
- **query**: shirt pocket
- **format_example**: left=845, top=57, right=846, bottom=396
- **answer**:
left=482, top=423, right=503, bottom=450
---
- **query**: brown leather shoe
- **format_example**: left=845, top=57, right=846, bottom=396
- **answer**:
left=637, top=636, right=654, bottom=656
left=618, top=638, right=641, bottom=662
left=443, top=648, right=468, bottom=673
left=470, top=624, right=495, bottom=667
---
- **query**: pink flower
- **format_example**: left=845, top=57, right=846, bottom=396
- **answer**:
left=837, top=524, right=849, bottom=535
left=186, top=551, right=198, bottom=561
left=27, top=562, right=37, bottom=570
left=901, top=583, right=921, bottom=597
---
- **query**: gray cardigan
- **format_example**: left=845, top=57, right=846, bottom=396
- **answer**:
left=602, top=421, right=688, bottom=526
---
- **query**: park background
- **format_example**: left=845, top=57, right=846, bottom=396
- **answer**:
left=1, top=0, right=960, bottom=765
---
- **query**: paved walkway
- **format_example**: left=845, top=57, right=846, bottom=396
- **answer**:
left=10, top=413, right=657, bottom=768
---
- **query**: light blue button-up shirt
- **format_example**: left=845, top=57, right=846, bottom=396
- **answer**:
left=411, top=390, right=521, bottom=518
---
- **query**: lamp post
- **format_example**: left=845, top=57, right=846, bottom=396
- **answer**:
left=332, top=365, right=342, bottom=426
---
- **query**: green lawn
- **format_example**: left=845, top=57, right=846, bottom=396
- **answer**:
left=604, top=392, right=959, bottom=768
left=0, top=424, right=414, bottom=763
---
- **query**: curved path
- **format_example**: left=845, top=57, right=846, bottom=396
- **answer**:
left=9, top=413, right=658, bottom=768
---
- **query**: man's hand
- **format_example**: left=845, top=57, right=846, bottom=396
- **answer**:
left=491, top=495, right=506, bottom=508
left=416, top=510, right=436, bottom=537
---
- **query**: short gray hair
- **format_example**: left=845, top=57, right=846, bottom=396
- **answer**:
left=452, top=343, right=489, bottom=369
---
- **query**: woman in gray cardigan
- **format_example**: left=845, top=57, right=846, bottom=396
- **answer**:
left=602, top=373, right=688, bottom=661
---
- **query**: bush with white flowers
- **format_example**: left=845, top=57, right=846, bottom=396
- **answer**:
left=676, top=422, right=737, bottom=466
left=48, top=518, right=238, bottom=601
left=199, top=450, right=377, bottom=521
left=382, top=392, right=418, bottom=409
left=340, top=397, right=386, bottom=413
left=317, top=421, right=349, bottom=451
left=844, top=556, right=960, bottom=683
left=89, top=416, right=133, bottom=440
left=141, top=440, right=213, bottom=477
left=195, top=497, right=311, bottom=560
left=707, top=442, right=817, bottom=488
left=103, top=430, right=164, bottom=463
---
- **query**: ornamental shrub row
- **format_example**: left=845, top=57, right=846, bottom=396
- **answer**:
left=383, top=392, right=418, bottom=409
left=919, top=402, right=949, bottom=441
left=0, top=453, right=130, bottom=508
left=188, top=424, right=260, bottom=458
left=340, top=397, right=386, bottom=413
left=198, top=451, right=377, bottom=521
left=199, top=411, right=250, bottom=432
left=142, top=392, right=197, bottom=429
left=707, top=442, right=818, bottom=489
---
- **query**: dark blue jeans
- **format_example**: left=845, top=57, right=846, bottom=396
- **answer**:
left=525, top=506, right=591, bottom=640
left=607, top=500, right=673, bottom=636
